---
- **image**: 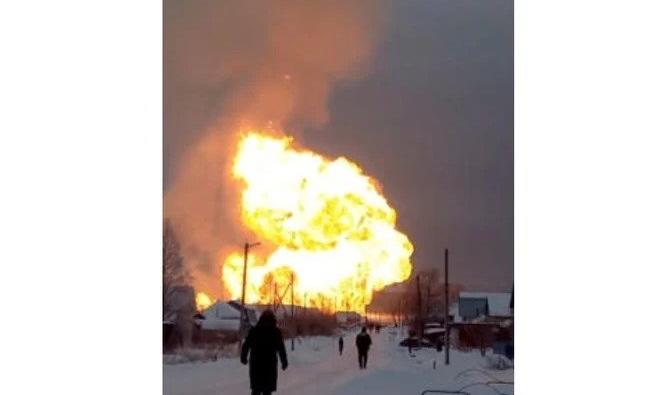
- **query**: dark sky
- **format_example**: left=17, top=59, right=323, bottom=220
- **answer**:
left=164, top=0, right=513, bottom=291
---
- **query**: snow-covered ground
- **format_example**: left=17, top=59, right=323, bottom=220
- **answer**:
left=163, top=327, right=513, bottom=395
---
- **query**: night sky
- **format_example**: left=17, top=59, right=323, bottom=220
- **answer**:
left=164, top=0, right=513, bottom=292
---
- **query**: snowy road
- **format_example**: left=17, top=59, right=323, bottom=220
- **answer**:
left=163, top=328, right=513, bottom=395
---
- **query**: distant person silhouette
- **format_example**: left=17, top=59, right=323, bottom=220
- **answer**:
left=355, top=327, right=372, bottom=369
left=338, top=336, right=344, bottom=355
left=241, top=310, right=288, bottom=395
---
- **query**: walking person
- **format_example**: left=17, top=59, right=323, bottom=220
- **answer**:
left=355, top=327, right=372, bottom=369
left=241, top=310, right=288, bottom=395
left=338, top=336, right=344, bottom=355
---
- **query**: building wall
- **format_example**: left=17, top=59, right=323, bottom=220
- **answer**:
left=458, top=297, right=489, bottom=321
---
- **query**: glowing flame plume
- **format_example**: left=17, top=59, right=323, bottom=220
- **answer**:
left=196, top=291, right=214, bottom=311
left=222, top=132, right=413, bottom=313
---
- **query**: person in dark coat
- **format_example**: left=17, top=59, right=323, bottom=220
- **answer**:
left=241, top=310, right=288, bottom=395
left=338, top=336, right=344, bottom=355
left=355, top=327, right=372, bottom=369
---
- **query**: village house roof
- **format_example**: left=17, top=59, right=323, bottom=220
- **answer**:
left=459, top=292, right=513, bottom=316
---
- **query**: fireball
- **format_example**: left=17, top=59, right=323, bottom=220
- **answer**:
left=195, top=291, right=214, bottom=311
left=222, top=132, right=413, bottom=313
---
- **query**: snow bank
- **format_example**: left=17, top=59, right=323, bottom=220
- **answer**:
left=164, top=327, right=514, bottom=395
left=163, top=344, right=239, bottom=365
left=484, top=354, right=514, bottom=370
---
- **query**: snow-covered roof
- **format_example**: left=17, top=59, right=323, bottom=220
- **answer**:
left=197, top=301, right=247, bottom=331
left=459, top=292, right=512, bottom=316
left=202, top=301, right=242, bottom=320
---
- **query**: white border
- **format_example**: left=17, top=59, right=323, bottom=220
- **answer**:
left=1, top=1, right=670, bottom=394
left=517, top=1, right=670, bottom=394
left=0, top=1, right=161, bottom=394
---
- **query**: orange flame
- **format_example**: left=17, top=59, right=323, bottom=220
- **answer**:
left=222, top=132, right=413, bottom=313
left=195, top=291, right=214, bottom=311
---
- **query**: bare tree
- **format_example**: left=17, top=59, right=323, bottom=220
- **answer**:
left=163, top=219, right=192, bottom=320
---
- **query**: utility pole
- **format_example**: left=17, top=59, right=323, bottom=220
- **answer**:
left=426, top=278, right=431, bottom=319
left=273, top=283, right=278, bottom=310
left=290, top=272, right=295, bottom=351
left=416, top=274, right=422, bottom=339
left=241, top=241, right=260, bottom=306
left=239, top=241, right=260, bottom=346
left=444, top=248, right=450, bottom=365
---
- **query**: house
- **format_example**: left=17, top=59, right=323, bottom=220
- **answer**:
left=197, top=301, right=257, bottom=330
left=458, top=292, right=512, bottom=321
left=193, top=301, right=258, bottom=344
left=451, top=291, right=514, bottom=359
